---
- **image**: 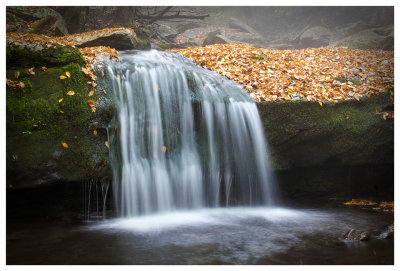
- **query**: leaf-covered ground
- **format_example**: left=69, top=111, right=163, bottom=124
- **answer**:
left=169, top=44, right=394, bottom=105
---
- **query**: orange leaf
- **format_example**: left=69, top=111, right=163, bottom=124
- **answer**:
left=66, top=91, right=75, bottom=96
left=97, top=98, right=101, bottom=104
left=103, top=89, right=107, bottom=95
left=318, top=100, right=323, bottom=107
left=61, top=142, right=68, bottom=148
left=87, top=99, right=95, bottom=107
left=105, top=141, right=109, bottom=148
left=60, top=110, right=64, bottom=114
left=93, top=129, right=98, bottom=135
left=14, top=71, right=20, bottom=79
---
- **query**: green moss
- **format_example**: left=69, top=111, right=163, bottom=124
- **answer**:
left=7, top=44, right=86, bottom=69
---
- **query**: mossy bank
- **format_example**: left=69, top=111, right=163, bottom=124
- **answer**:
left=6, top=44, right=111, bottom=189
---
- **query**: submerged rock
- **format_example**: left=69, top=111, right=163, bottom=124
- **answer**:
left=342, top=229, right=370, bottom=241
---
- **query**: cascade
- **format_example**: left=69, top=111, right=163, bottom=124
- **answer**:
left=106, top=50, right=277, bottom=217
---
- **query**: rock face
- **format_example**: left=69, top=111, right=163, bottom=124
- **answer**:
left=258, top=94, right=394, bottom=200
left=258, top=94, right=393, bottom=171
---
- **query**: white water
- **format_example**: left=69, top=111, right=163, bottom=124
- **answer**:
left=106, top=50, right=277, bottom=217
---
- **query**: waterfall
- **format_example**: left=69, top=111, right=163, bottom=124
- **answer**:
left=106, top=50, right=277, bottom=217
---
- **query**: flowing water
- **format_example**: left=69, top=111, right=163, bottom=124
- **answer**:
left=106, top=50, right=276, bottom=217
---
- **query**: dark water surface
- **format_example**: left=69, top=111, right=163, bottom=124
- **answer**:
left=7, top=206, right=393, bottom=265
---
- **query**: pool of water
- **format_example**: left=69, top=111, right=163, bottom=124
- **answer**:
left=7, top=206, right=393, bottom=264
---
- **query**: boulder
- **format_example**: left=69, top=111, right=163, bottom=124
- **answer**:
left=202, top=30, right=232, bottom=46
left=27, top=15, right=69, bottom=37
left=342, top=229, right=370, bottom=241
left=74, top=29, right=150, bottom=50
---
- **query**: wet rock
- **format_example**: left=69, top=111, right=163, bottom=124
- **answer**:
left=342, top=229, right=370, bottom=241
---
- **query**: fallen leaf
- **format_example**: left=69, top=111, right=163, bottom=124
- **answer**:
left=93, top=129, right=98, bottom=135
left=27, top=67, right=35, bottom=75
left=65, top=71, right=71, bottom=78
left=60, top=110, right=64, bottom=114
left=103, top=89, right=107, bottom=95
left=41, top=66, right=47, bottom=71
left=97, top=98, right=101, bottom=104
left=60, top=75, right=67, bottom=80
left=59, top=98, right=64, bottom=103
left=318, top=100, right=323, bottom=107
left=14, top=71, right=20, bottom=79
left=87, top=99, right=96, bottom=107
left=91, top=107, right=96, bottom=112
left=61, top=142, right=68, bottom=148
left=163, top=146, right=167, bottom=153
left=66, top=91, right=75, bottom=96
left=101, top=70, right=104, bottom=77
left=88, top=90, right=94, bottom=96
left=344, top=113, right=349, bottom=120
left=105, top=141, right=109, bottom=148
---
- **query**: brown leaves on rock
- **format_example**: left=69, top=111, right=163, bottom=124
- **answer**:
left=169, top=44, right=393, bottom=103
left=6, top=27, right=135, bottom=48
left=344, top=199, right=394, bottom=212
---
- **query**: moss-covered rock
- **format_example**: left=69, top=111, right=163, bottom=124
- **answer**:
left=257, top=93, right=394, bottom=171
left=6, top=61, right=111, bottom=189
left=7, top=44, right=86, bottom=69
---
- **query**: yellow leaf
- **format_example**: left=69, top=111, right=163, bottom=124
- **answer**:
left=41, top=66, right=47, bottom=71
left=163, top=146, right=167, bottom=153
left=59, top=98, right=64, bottom=103
left=60, top=75, right=67, bottom=80
left=105, top=141, right=109, bottom=148
left=97, top=98, right=101, bottom=104
left=65, top=71, right=71, bottom=78
left=93, top=129, right=98, bottom=135
left=14, top=71, right=20, bottom=79
left=91, top=107, right=96, bottom=112
left=88, top=90, right=94, bottom=96
left=60, top=110, right=64, bottom=114
left=101, top=70, right=104, bottom=77
left=67, top=91, right=75, bottom=96
left=61, top=142, right=68, bottom=148
left=344, top=113, right=349, bottom=120
left=318, top=100, right=323, bottom=107
left=103, top=89, right=107, bottom=95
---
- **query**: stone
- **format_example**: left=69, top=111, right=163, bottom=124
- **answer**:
left=342, top=229, right=370, bottom=241
left=202, top=30, right=232, bottom=46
